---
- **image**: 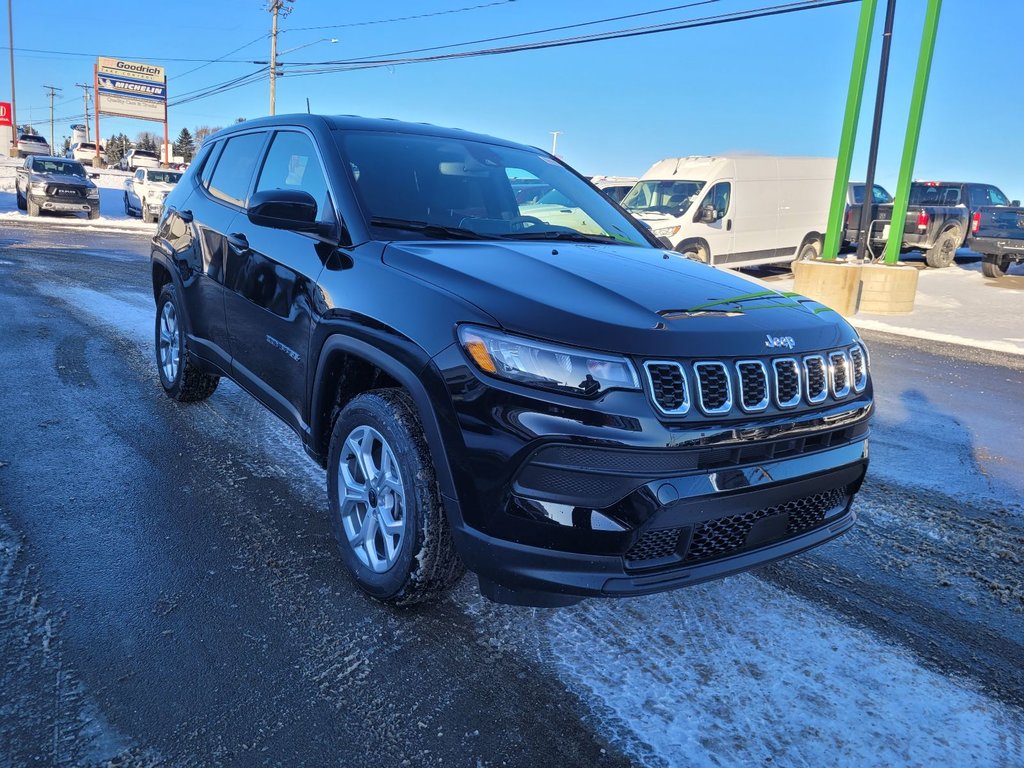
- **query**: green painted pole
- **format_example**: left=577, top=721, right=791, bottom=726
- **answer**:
left=822, top=0, right=879, bottom=262
left=884, top=0, right=942, bottom=265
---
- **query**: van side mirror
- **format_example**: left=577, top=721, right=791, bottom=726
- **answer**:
left=700, top=205, right=716, bottom=224
left=247, top=189, right=319, bottom=232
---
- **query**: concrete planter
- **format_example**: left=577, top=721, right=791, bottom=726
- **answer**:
left=857, top=263, right=920, bottom=315
left=792, top=260, right=863, bottom=317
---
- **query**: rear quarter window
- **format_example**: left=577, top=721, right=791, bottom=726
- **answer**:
left=207, top=132, right=266, bottom=207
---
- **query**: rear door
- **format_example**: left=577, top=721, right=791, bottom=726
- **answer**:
left=223, top=128, right=336, bottom=431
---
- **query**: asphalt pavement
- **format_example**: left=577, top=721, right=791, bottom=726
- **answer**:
left=1, top=223, right=1022, bottom=767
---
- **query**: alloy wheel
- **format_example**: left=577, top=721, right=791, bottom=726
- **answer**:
left=158, top=301, right=180, bottom=383
left=337, top=425, right=406, bottom=573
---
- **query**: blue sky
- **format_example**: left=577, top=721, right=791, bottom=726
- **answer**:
left=5, top=0, right=1022, bottom=197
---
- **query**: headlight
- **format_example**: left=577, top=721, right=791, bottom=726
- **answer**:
left=457, top=325, right=639, bottom=396
left=653, top=225, right=680, bottom=237
left=30, top=182, right=47, bottom=193
left=86, top=188, right=99, bottom=199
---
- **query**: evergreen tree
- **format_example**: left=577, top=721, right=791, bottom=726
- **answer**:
left=136, top=131, right=160, bottom=153
left=106, top=133, right=131, bottom=166
left=173, top=127, right=195, bottom=162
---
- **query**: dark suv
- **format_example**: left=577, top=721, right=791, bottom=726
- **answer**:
left=151, top=115, right=873, bottom=607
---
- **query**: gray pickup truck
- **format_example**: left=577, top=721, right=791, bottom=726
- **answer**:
left=969, top=205, right=1024, bottom=278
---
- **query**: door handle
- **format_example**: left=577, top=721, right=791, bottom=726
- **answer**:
left=726, top=219, right=732, bottom=231
left=227, top=232, right=249, bottom=252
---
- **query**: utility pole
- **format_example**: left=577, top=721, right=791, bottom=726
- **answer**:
left=7, top=0, right=17, bottom=154
left=549, top=131, right=562, bottom=157
left=43, top=84, right=61, bottom=152
left=75, top=83, right=92, bottom=142
left=268, top=0, right=283, bottom=116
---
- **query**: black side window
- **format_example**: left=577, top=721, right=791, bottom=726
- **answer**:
left=968, top=185, right=988, bottom=208
left=698, top=182, right=731, bottom=221
left=207, top=133, right=265, bottom=207
left=254, top=131, right=333, bottom=223
left=199, top=142, right=221, bottom=188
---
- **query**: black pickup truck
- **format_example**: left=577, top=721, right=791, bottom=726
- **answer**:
left=969, top=205, right=1024, bottom=278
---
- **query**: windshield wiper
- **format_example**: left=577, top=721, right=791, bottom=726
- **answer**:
left=503, top=230, right=621, bottom=244
left=369, top=217, right=488, bottom=240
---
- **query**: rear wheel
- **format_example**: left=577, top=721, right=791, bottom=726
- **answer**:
left=797, top=237, right=823, bottom=261
left=155, top=283, right=219, bottom=402
left=981, top=255, right=1012, bottom=279
left=327, top=389, right=464, bottom=605
left=925, top=227, right=961, bottom=268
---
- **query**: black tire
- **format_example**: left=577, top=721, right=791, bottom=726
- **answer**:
left=797, top=237, right=823, bottom=261
left=16, top=188, right=25, bottom=211
left=155, top=283, right=219, bottom=402
left=26, top=197, right=40, bottom=216
left=327, top=389, right=464, bottom=606
left=88, top=207, right=99, bottom=220
left=124, top=193, right=133, bottom=217
left=143, top=209, right=154, bottom=224
left=981, top=256, right=1012, bottom=279
left=677, top=244, right=709, bottom=264
left=925, top=227, right=961, bottom=268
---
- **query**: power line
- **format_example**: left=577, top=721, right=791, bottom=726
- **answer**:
left=287, top=0, right=517, bottom=32
left=171, top=33, right=270, bottom=80
left=0, top=45, right=259, bottom=64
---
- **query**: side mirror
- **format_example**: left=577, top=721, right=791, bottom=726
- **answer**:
left=89, top=173, right=100, bottom=179
left=700, top=205, right=716, bottom=224
left=247, top=189, right=319, bottom=231
left=1012, top=199, right=1021, bottom=207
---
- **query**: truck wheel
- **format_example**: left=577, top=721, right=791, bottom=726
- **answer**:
left=797, top=237, right=822, bottom=261
left=925, top=227, right=961, bottom=268
left=981, top=256, right=1012, bottom=279
left=123, top=193, right=132, bottom=216
left=88, top=207, right=99, bottom=221
left=327, top=389, right=464, bottom=606
left=155, top=283, right=220, bottom=402
left=16, top=188, right=26, bottom=211
left=677, top=244, right=709, bottom=264
left=26, top=198, right=40, bottom=216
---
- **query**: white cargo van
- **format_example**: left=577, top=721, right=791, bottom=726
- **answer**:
left=622, top=155, right=836, bottom=266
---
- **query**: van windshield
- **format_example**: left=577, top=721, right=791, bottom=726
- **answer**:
left=621, top=179, right=706, bottom=217
left=336, top=130, right=653, bottom=246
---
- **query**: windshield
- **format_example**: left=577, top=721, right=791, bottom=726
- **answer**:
left=133, top=150, right=158, bottom=159
left=335, top=130, right=652, bottom=246
left=32, top=159, right=86, bottom=177
left=851, top=184, right=892, bottom=204
left=77, top=143, right=96, bottom=151
left=20, top=134, right=46, bottom=143
left=148, top=171, right=182, bottom=184
left=621, top=179, right=706, bottom=217
left=909, top=183, right=962, bottom=206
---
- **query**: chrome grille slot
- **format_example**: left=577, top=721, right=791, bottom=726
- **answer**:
left=849, top=345, right=867, bottom=392
left=693, top=361, right=732, bottom=415
left=828, top=350, right=851, bottom=398
left=772, top=358, right=801, bottom=408
left=643, top=361, right=690, bottom=415
left=735, top=360, right=769, bottom=412
left=803, top=355, right=828, bottom=404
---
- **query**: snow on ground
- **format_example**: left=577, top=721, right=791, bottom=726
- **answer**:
left=761, top=255, right=1024, bottom=356
left=35, top=276, right=1024, bottom=768
left=0, top=155, right=155, bottom=234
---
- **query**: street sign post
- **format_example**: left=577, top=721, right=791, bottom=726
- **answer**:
left=94, top=57, right=170, bottom=165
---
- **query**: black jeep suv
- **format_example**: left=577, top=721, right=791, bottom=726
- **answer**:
left=151, top=115, right=872, bottom=607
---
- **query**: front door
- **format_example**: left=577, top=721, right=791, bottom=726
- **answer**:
left=223, top=129, right=335, bottom=431
left=690, top=181, right=734, bottom=263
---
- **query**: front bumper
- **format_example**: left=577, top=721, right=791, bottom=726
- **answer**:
left=432, top=345, right=872, bottom=605
left=31, top=193, right=96, bottom=214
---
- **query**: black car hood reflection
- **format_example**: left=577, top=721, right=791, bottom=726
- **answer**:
left=383, top=240, right=855, bottom=358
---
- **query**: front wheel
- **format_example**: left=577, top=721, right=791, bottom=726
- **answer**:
left=155, top=283, right=219, bottom=402
left=16, top=188, right=26, bottom=211
left=981, top=256, right=1012, bottom=279
left=925, top=227, right=961, bottom=268
left=327, top=389, right=464, bottom=605
left=797, top=237, right=823, bottom=261
left=26, top=198, right=40, bottom=216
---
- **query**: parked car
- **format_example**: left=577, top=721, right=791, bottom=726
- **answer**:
left=118, top=149, right=161, bottom=171
left=621, top=155, right=836, bottom=266
left=67, top=141, right=107, bottom=166
left=968, top=204, right=1024, bottom=278
left=124, top=167, right=183, bottom=223
left=862, top=182, right=972, bottom=267
left=842, top=182, right=893, bottom=250
left=14, top=156, right=99, bottom=219
left=16, top=133, right=51, bottom=158
left=591, top=175, right=638, bottom=204
left=151, top=115, right=872, bottom=608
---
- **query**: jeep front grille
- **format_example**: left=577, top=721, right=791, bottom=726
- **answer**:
left=641, top=346, right=867, bottom=418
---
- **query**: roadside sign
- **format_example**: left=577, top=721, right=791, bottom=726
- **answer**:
left=0, top=102, right=11, bottom=127
left=96, top=57, right=166, bottom=121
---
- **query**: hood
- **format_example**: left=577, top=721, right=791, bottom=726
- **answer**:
left=144, top=182, right=176, bottom=194
left=384, top=241, right=856, bottom=358
left=31, top=173, right=94, bottom=188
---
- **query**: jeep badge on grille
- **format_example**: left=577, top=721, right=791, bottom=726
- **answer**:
left=764, top=334, right=796, bottom=350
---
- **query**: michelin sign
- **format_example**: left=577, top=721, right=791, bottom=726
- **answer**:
left=97, top=57, right=166, bottom=121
